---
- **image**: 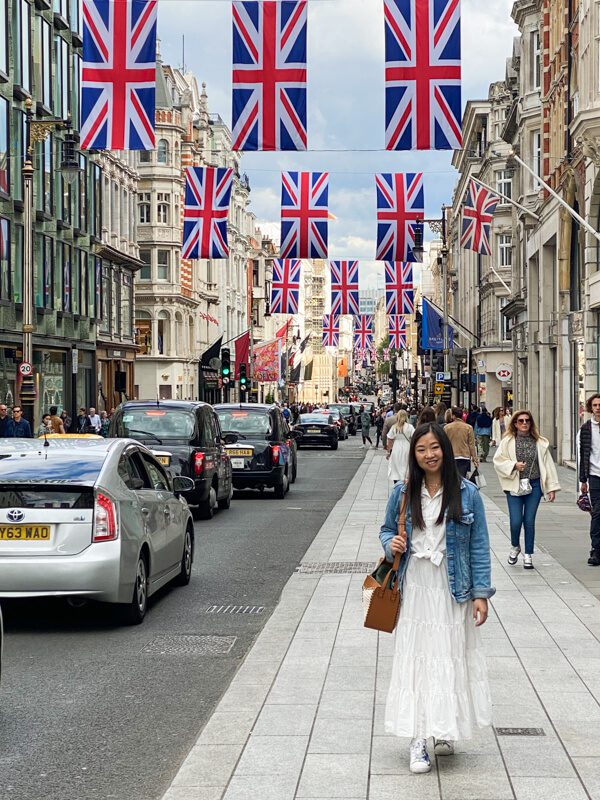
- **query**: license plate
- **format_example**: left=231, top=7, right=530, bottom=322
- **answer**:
left=156, top=456, right=170, bottom=466
left=229, top=449, right=253, bottom=457
left=0, top=525, right=51, bottom=540
left=307, top=428, right=321, bottom=434
left=231, top=458, right=245, bottom=469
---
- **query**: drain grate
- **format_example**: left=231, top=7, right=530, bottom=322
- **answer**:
left=205, top=604, right=265, bottom=615
left=495, top=727, right=545, bottom=737
left=141, top=635, right=237, bottom=656
left=296, top=561, right=375, bottom=575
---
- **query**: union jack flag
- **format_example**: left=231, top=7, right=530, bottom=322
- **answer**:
left=330, top=260, right=359, bottom=317
left=270, top=259, right=301, bottom=314
left=280, top=171, right=328, bottom=258
left=385, top=262, right=414, bottom=315
left=376, top=172, right=424, bottom=262
left=354, top=315, right=374, bottom=350
left=232, top=0, right=307, bottom=151
left=322, top=314, right=340, bottom=347
left=389, top=315, right=407, bottom=349
left=461, top=178, right=500, bottom=255
left=384, top=0, right=462, bottom=151
left=81, top=0, right=157, bottom=151
left=182, top=167, right=234, bottom=260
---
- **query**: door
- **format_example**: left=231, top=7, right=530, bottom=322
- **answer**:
left=200, top=410, right=219, bottom=492
left=139, top=452, right=182, bottom=575
left=212, top=412, right=231, bottom=498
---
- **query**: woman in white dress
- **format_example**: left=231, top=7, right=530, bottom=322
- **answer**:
left=379, top=423, right=494, bottom=774
left=386, top=410, right=414, bottom=484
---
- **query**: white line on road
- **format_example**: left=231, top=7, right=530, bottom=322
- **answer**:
left=286, top=507, right=303, bottom=510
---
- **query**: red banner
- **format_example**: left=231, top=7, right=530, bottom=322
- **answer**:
left=254, top=339, right=281, bottom=382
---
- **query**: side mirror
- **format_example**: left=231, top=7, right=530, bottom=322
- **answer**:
left=223, top=432, right=239, bottom=445
left=173, top=475, right=195, bottom=496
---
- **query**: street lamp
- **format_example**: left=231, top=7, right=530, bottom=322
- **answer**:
left=20, top=99, right=80, bottom=423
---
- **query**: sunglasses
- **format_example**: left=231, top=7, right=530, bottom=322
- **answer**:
left=516, top=418, right=531, bottom=424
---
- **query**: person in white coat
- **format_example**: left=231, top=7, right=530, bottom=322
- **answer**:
left=491, top=408, right=510, bottom=446
left=386, top=410, right=415, bottom=484
left=493, top=409, right=561, bottom=569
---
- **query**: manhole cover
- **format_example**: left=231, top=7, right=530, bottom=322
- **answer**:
left=296, top=561, right=375, bottom=574
left=495, top=727, right=545, bottom=737
left=205, top=604, right=265, bottom=615
left=140, top=635, right=237, bottom=656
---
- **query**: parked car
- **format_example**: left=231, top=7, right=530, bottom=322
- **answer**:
left=109, top=401, right=234, bottom=520
left=0, top=438, right=195, bottom=624
left=294, top=413, right=339, bottom=450
left=328, top=403, right=357, bottom=436
left=214, top=404, right=299, bottom=497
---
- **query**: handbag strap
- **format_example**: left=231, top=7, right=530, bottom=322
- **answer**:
left=527, top=451, right=538, bottom=478
left=391, top=491, right=408, bottom=571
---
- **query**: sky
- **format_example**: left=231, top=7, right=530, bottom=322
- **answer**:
left=158, top=0, right=517, bottom=288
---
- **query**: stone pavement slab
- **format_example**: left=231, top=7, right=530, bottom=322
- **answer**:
left=162, top=449, right=600, bottom=800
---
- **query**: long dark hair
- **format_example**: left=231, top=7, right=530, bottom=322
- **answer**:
left=406, top=423, right=463, bottom=529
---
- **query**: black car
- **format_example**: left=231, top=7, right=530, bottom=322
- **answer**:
left=295, top=413, right=339, bottom=450
left=321, top=408, right=348, bottom=440
left=214, top=404, right=299, bottom=498
left=329, top=403, right=357, bottom=436
left=109, top=401, right=234, bottom=520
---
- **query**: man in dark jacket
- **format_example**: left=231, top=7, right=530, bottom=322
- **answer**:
left=0, top=403, right=14, bottom=437
left=579, top=393, right=600, bottom=566
left=475, top=407, right=493, bottom=462
left=10, top=406, right=32, bottom=438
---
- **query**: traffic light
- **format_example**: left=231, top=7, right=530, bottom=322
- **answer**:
left=221, top=348, right=231, bottom=384
left=239, top=363, right=248, bottom=392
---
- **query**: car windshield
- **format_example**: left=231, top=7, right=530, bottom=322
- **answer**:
left=300, top=415, right=330, bottom=424
left=216, top=409, right=271, bottom=437
left=120, top=409, right=196, bottom=440
left=331, top=405, right=351, bottom=415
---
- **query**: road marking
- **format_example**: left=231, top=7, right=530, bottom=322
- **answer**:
left=286, top=507, right=303, bottom=510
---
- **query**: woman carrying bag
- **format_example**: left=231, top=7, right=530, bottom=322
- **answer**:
left=492, top=409, right=560, bottom=569
left=379, top=423, right=494, bottom=774
left=386, top=410, right=415, bottom=484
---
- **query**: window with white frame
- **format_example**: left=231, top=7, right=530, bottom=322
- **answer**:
left=499, top=234, right=512, bottom=267
left=157, top=139, right=169, bottom=164
left=532, top=129, right=542, bottom=185
left=496, top=169, right=512, bottom=201
left=157, top=250, right=170, bottom=281
left=499, top=297, right=510, bottom=341
left=157, top=192, right=170, bottom=224
left=138, top=192, right=150, bottom=224
left=531, top=29, right=541, bottom=90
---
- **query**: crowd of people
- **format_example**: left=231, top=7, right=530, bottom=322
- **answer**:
left=0, top=405, right=114, bottom=438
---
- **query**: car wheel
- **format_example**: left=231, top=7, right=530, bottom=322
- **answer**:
left=331, top=440, right=338, bottom=450
left=218, top=483, right=233, bottom=510
left=121, top=551, right=148, bottom=625
left=175, top=527, right=193, bottom=586
left=274, top=472, right=288, bottom=498
left=197, top=484, right=218, bottom=520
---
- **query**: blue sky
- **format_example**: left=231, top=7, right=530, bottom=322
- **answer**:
left=158, top=0, right=517, bottom=287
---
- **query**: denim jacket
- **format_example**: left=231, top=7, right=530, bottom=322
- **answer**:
left=378, top=479, right=495, bottom=603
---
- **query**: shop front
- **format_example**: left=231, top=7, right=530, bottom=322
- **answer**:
left=198, top=365, right=221, bottom=405
left=97, top=346, right=137, bottom=413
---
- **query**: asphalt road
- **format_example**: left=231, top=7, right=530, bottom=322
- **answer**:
left=0, top=437, right=364, bottom=800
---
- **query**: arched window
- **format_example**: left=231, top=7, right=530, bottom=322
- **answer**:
left=135, top=310, right=152, bottom=354
left=157, top=139, right=169, bottom=164
left=138, top=192, right=151, bottom=224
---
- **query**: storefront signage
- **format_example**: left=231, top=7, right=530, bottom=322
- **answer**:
left=495, top=364, right=512, bottom=382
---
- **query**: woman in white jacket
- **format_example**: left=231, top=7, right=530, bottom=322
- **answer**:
left=493, top=409, right=560, bottom=570
left=491, top=408, right=510, bottom=446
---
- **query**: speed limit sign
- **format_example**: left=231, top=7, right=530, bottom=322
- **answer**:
left=19, top=362, right=32, bottom=377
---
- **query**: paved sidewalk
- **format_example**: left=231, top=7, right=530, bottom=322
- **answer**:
left=163, top=450, right=600, bottom=800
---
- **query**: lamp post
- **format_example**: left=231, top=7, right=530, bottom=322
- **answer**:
left=20, top=99, right=79, bottom=424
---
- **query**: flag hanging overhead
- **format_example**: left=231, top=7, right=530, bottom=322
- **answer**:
left=81, top=0, right=157, bottom=150
left=389, top=315, right=407, bottom=349
left=330, top=260, right=360, bottom=317
left=384, top=0, right=462, bottom=151
left=376, top=173, right=424, bottom=262
left=322, top=314, right=340, bottom=347
left=461, top=178, right=500, bottom=255
left=182, top=167, right=234, bottom=259
left=232, top=0, right=307, bottom=151
left=280, top=171, right=329, bottom=258
left=353, top=315, right=374, bottom=350
left=270, top=259, right=301, bottom=314
left=385, top=262, right=414, bottom=315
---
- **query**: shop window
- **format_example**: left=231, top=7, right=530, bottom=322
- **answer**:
left=0, top=0, right=7, bottom=77
left=0, top=217, right=10, bottom=300
left=0, top=96, right=8, bottom=197
left=62, top=243, right=72, bottom=312
left=138, top=192, right=150, bottom=224
left=53, top=35, right=69, bottom=118
left=157, top=311, right=169, bottom=354
left=100, top=263, right=110, bottom=334
left=157, top=250, right=170, bottom=281
left=135, top=310, right=151, bottom=354
left=122, top=272, right=133, bottom=338
left=12, top=109, right=24, bottom=203
left=36, top=16, right=52, bottom=109
left=157, top=139, right=169, bottom=164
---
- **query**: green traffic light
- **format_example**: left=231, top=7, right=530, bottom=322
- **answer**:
left=222, top=367, right=230, bottom=375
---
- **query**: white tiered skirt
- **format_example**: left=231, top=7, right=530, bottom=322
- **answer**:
left=384, top=556, right=492, bottom=741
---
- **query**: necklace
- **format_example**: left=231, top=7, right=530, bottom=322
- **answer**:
left=425, top=481, right=441, bottom=493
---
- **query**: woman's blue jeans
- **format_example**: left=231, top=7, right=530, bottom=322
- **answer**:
left=504, top=478, right=543, bottom=554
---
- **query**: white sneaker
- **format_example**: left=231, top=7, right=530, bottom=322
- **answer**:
left=409, top=739, right=431, bottom=773
left=433, top=738, right=455, bottom=756
left=508, top=545, right=520, bottom=565
left=523, top=553, right=533, bottom=570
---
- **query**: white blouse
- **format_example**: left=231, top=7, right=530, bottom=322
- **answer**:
left=410, top=485, right=446, bottom=567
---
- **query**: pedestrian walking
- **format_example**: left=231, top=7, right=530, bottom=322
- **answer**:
left=493, top=409, right=560, bottom=570
left=417, top=406, right=436, bottom=425
left=434, top=401, right=447, bottom=427
left=382, top=402, right=401, bottom=449
left=0, top=403, right=14, bottom=437
left=375, top=409, right=385, bottom=449
left=37, top=414, right=52, bottom=436
left=386, top=410, right=414, bottom=483
left=466, top=404, right=479, bottom=427
left=10, top=406, right=32, bottom=438
left=577, top=393, right=600, bottom=566
left=60, top=410, right=72, bottom=433
left=491, top=407, right=509, bottom=446
left=359, top=404, right=373, bottom=448
left=474, top=407, right=493, bottom=461
left=444, top=407, right=479, bottom=477
left=379, top=423, right=494, bottom=773
left=99, top=410, right=110, bottom=437
left=48, top=406, right=65, bottom=434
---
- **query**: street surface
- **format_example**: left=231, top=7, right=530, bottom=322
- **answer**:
left=0, top=438, right=364, bottom=800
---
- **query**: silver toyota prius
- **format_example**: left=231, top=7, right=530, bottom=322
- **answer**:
left=0, top=438, right=195, bottom=624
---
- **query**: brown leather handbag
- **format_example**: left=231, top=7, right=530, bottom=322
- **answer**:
left=362, top=492, right=407, bottom=633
